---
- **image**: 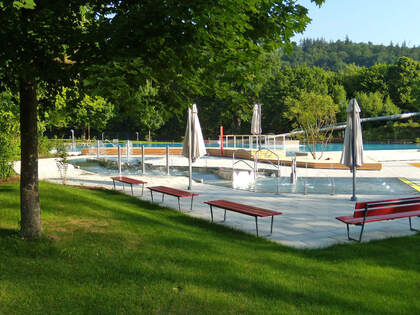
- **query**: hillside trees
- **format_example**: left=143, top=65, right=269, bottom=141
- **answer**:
left=0, top=0, right=323, bottom=238
left=281, top=38, right=420, bottom=71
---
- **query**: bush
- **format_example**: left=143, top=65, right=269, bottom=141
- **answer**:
left=363, top=118, right=420, bottom=142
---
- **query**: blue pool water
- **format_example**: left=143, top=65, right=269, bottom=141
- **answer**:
left=76, top=142, right=420, bottom=151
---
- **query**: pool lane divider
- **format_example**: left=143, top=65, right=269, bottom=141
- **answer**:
left=399, top=178, right=420, bottom=192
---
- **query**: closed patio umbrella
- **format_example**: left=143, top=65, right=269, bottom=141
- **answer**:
left=251, top=104, right=262, bottom=148
left=340, top=98, right=364, bottom=201
left=182, top=104, right=207, bottom=190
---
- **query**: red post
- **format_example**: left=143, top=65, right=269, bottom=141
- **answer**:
left=220, top=126, right=224, bottom=156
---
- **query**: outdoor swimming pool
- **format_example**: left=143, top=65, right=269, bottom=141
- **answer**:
left=74, top=141, right=420, bottom=152
left=70, top=157, right=419, bottom=195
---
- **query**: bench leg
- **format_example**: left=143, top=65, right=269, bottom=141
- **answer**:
left=112, top=180, right=116, bottom=190
left=409, top=217, right=419, bottom=232
left=150, top=190, right=154, bottom=202
left=162, top=194, right=165, bottom=202
left=209, top=205, right=214, bottom=222
left=141, top=184, right=144, bottom=196
left=122, top=183, right=125, bottom=191
left=346, top=223, right=365, bottom=242
left=190, top=196, right=194, bottom=211
left=270, top=216, right=274, bottom=235
left=223, top=210, right=226, bottom=222
left=130, top=184, right=134, bottom=196
left=177, top=197, right=181, bottom=211
left=255, top=217, right=259, bottom=236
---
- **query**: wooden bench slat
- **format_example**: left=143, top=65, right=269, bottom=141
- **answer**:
left=111, top=176, right=147, bottom=185
left=355, top=196, right=420, bottom=209
left=337, top=210, right=420, bottom=224
left=205, top=200, right=281, bottom=217
left=353, top=203, right=420, bottom=218
left=111, top=176, right=147, bottom=196
left=204, top=199, right=282, bottom=236
left=148, top=186, right=199, bottom=197
left=147, top=186, right=199, bottom=211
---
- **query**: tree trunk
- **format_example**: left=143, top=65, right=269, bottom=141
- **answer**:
left=19, top=77, right=42, bottom=238
left=87, top=125, right=91, bottom=141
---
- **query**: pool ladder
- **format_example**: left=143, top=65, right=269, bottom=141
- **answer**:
left=233, top=149, right=283, bottom=194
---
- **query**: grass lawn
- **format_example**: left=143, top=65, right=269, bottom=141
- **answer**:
left=1, top=182, right=419, bottom=314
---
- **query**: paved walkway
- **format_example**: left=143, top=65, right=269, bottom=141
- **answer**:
left=14, top=150, right=420, bottom=248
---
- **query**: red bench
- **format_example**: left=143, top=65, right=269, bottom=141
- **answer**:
left=204, top=200, right=282, bottom=236
left=111, top=176, right=147, bottom=196
left=148, top=186, right=199, bottom=211
left=336, top=196, right=420, bottom=242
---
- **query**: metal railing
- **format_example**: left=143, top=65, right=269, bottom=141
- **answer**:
left=222, top=134, right=291, bottom=150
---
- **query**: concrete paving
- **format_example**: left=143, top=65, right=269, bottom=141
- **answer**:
left=13, top=149, right=420, bottom=249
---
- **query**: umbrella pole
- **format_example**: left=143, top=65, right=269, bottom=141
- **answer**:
left=188, top=108, right=193, bottom=190
left=351, top=101, right=357, bottom=201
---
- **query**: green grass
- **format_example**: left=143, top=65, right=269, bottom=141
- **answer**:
left=1, top=182, right=419, bottom=314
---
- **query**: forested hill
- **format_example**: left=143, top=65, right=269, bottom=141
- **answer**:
left=281, top=38, right=420, bottom=71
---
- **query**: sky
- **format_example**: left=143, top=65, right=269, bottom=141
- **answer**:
left=295, top=0, right=420, bottom=47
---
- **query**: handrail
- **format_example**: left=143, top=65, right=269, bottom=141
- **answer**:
left=253, top=148, right=281, bottom=177
left=232, top=150, right=255, bottom=171
left=254, top=148, right=284, bottom=195
left=232, top=150, right=257, bottom=184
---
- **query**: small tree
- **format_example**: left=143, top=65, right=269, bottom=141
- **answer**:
left=285, top=91, right=338, bottom=159
left=55, top=141, right=69, bottom=185
left=0, top=89, right=20, bottom=179
left=135, top=81, right=165, bottom=141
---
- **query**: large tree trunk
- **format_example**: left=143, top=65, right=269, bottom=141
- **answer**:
left=19, top=77, right=42, bottom=238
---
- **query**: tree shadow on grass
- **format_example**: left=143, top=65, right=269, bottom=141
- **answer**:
left=0, top=228, right=18, bottom=238
left=0, top=186, right=17, bottom=192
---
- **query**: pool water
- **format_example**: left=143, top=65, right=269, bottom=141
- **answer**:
left=70, top=158, right=419, bottom=195
left=208, top=176, right=418, bottom=195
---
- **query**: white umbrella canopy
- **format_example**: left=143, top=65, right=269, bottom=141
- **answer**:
left=340, top=98, right=364, bottom=167
left=340, top=98, right=364, bottom=200
left=182, top=104, right=206, bottom=190
left=251, top=104, right=262, bottom=135
left=182, top=104, right=207, bottom=162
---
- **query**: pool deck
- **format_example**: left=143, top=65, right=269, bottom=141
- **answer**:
left=14, top=149, right=420, bottom=248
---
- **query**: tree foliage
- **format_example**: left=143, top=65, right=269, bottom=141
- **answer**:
left=354, top=91, right=400, bottom=118
left=0, top=89, right=19, bottom=179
